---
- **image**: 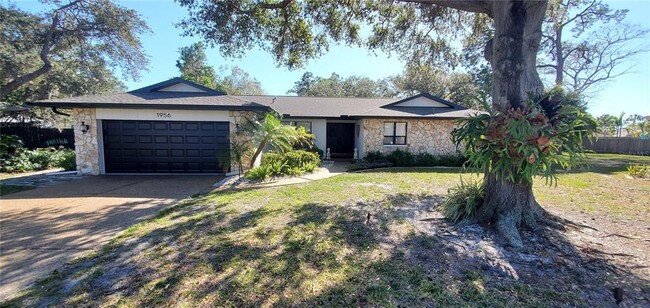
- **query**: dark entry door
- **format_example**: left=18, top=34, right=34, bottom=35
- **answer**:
left=103, top=120, right=230, bottom=173
left=326, top=123, right=355, bottom=158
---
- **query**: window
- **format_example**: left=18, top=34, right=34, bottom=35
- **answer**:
left=295, top=121, right=312, bottom=133
left=383, top=122, right=407, bottom=145
left=282, top=121, right=312, bottom=133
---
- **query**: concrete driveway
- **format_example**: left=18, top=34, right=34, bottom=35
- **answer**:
left=0, top=175, right=218, bottom=301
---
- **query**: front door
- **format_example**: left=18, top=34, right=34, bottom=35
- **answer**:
left=326, top=123, right=355, bottom=158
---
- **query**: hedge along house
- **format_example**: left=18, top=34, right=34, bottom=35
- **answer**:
left=30, top=78, right=480, bottom=175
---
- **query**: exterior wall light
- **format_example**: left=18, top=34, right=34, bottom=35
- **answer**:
left=80, top=121, right=90, bottom=134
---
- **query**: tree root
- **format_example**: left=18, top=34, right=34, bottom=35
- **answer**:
left=602, top=233, right=641, bottom=240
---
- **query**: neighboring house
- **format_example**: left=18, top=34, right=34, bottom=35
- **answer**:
left=30, top=78, right=481, bottom=175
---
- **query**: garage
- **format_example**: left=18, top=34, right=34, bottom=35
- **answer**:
left=102, top=120, right=230, bottom=173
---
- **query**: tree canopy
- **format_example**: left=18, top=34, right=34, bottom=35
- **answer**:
left=176, top=42, right=219, bottom=89
left=390, top=65, right=488, bottom=110
left=287, top=72, right=394, bottom=98
left=0, top=1, right=150, bottom=100
left=287, top=68, right=488, bottom=110
left=216, top=66, right=265, bottom=95
left=176, top=42, right=264, bottom=95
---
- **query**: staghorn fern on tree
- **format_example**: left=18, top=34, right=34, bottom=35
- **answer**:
left=449, top=90, right=596, bottom=246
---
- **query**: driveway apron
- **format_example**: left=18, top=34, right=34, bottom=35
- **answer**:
left=0, top=175, right=217, bottom=301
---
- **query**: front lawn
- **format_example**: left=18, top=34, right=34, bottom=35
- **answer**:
left=5, top=154, right=650, bottom=306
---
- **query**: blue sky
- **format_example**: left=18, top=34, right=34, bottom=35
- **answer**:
left=12, top=0, right=650, bottom=117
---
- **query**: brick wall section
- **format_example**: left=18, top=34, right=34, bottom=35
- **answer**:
left=362, top=118, right=459, bottom=156
left=72, top=108, right=100, bottom=175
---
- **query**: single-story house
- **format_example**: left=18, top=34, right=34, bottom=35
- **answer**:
left=30, top=78, right=481, bottom=175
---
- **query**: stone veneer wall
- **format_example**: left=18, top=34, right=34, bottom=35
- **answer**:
left=72, top=108, right=100, bottom=175
left=363, top=118, right=459, bottom=156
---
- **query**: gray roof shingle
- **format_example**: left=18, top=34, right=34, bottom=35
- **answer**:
left=235, top=95, right=482, bottom=118
left=31, top=92, right=269, bottom=111
left=29, top=78, right=482, bottom=118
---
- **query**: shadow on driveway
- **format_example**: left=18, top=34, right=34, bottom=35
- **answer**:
left=0, top=175, right=219, bottom=301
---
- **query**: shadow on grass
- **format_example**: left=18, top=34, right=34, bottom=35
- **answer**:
left=4, top=187, right=649, bottom=307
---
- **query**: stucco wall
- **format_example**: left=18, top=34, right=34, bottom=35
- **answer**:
left=362, top=118, right=459, bottom=156
left=72, top=108, right=100, bottom=175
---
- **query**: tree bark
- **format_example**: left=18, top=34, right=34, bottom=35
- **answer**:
left=249, top=139, right=267, bottom=169
left=480, top=0, right=548, bottom=248
left=489, top=0, right=546, bottom=111
left=0, top=0, right=83, bottom=99
left=555, top=28, right=563, bottom=86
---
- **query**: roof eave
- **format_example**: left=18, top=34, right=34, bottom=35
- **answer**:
left=26, top=102, right=270, bottom=111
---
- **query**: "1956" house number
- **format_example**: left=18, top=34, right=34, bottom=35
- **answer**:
left=156, top=112, right=172, bottom=118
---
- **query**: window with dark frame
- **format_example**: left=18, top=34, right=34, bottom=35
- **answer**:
left=383, top=122, right=407, bottom=145
left=281, top=121, right=312, bottom=133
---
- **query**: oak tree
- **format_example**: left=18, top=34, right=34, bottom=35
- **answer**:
left=178, top=0, right=590, bottom=247
left=0, top=1, right=150, bottom=100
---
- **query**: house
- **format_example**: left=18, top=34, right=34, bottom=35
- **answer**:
left=30, top=78, right=481, bottom=175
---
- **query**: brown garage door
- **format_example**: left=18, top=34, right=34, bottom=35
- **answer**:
left=102, top=120, right=230, bottom=173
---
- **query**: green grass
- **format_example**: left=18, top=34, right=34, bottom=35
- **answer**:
left=0, top=184, right=34, bottom=196
left=534, top=153, right=650, bottom=216
left=3, top=154, right=648, bottom=307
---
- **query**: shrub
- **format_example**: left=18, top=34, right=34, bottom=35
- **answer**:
left=52, top=148, right=76, bottom=171
left=628, top=163, right=649, bottom=179
left=415, top=152, right=437, bottom=166
left=304, top=146, right=324, bottom=159
left=249, top=150, right=321, bottom=180
left=0, top=135, right=24, bottom=156
left=303, top=161, right=318, bottom=173
left=0, top=145, right=76, bottom=173
left=0, top=152, right=38, bottom=173
left=246, top=164, right=272, bottom=181
left=29, top=149, right=55, bottom=169
left=441, top=179, right=485, bottom=223
left=364, top=151, right=386, bottom=163
left=386, top=149, right=416, bottom=167
left=437, top=154, right=467, bottom=167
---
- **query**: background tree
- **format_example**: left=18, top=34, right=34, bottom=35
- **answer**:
left=287, top=72, right=315, bottom=96
left=178, top=0, right=591, bottom=248
left=538, top=0, right=648, bottom=96
left=288, top=68, right=487, bottom=110
left=287, top=72, right=394, bottom=97
left=216, top=66, right=265, bottom=95
left=0, top=1, right=150, bottom=100
left=176, top=43, right=264, bottom=95
left=614, top=112, right=625, bottom=137
left=176, top=42, right=219, bottom=89
left=624, top=114, right=647, bottom=138
left=390, top=65, right=486, bottom=110
left=595, top=114, right=618, bottom=136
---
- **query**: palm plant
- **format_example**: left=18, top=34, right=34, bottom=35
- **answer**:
left=242, top=113, right=302, bottom=169
left=615, top=112, right=625, bottom=137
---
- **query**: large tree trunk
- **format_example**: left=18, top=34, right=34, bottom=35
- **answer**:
left=481, top=0, right=548, bottom=248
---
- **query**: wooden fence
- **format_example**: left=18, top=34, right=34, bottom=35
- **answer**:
left=583, top=137, right=650, bottom=155
left=1, top=124, right=74, bottom=149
